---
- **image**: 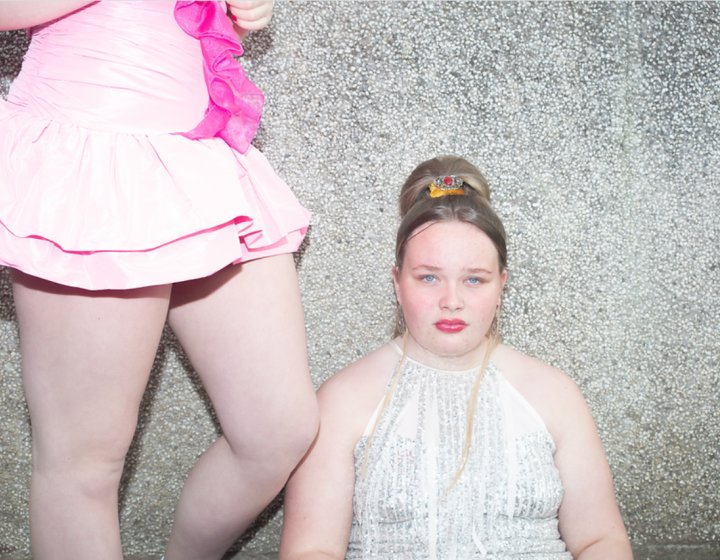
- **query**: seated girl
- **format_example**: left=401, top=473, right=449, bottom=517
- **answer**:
left=279, top=155, right=633, bottom=560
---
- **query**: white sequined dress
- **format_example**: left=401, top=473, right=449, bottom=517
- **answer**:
left=349, top=351, right=573, bottom=559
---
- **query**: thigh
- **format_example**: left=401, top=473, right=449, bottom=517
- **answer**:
left=11, top=271, right=171, bottom=464
left=168, top=255, right=315, bottom=452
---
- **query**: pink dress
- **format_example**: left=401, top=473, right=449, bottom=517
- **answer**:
left=0, top=0, right=309, bottom=290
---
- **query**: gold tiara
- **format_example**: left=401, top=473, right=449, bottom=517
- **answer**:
left=428, top=175, right=466, bottom=198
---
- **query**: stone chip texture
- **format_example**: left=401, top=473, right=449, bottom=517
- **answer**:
left=1, top=1, right=718, bottom=558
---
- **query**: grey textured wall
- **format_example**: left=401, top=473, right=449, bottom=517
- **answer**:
left=1, top=2, right=719, bottom=559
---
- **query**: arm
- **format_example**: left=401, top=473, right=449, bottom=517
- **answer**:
left=0, top=1, right=95, bottom=31
left=551, top=376, right=633, bottom=559
left=225, top=0, right=273, bottom=40
left=279, top=374, right=361, bottom=560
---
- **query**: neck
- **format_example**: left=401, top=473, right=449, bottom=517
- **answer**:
left=399, top=333, right=498, bottom=371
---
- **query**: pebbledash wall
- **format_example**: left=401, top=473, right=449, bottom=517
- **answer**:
left=1, top=2, right=718, bottom=559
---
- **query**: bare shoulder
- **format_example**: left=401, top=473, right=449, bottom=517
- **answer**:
left=492, top=343, right=578, bottom=393
left=317, top=341, right=401, bottom=442
left=490, top=345, right=630, bottom=555
left=491, top=343, right=593, bottom=444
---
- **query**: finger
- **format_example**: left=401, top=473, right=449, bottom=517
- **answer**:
left=227, top=0, right=273, bottom=29
left=228, top=13, right=272, bottom=31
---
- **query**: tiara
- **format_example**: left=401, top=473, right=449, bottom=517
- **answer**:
left=428, top=175, right=466, bottom=198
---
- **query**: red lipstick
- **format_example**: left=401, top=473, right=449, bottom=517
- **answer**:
left=435, top=319, right=467, bottom=333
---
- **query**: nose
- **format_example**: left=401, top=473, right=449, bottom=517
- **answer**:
left=440, top=282, right=464, bottom=311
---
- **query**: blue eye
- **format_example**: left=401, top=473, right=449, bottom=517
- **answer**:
left=420, top=274, right=437, bottom=283
left=466, top=277, right=482, bottom=285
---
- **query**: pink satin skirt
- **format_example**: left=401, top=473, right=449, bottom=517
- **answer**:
left=0, top=0, right=309, bottom=289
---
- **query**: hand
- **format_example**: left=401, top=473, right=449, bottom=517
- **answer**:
left=226, top=0, right=274, bottom=38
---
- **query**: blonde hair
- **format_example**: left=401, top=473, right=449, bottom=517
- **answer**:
left=368, top=155, right=507, bottom=489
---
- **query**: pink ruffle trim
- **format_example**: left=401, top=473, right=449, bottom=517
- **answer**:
left=174, top=0, right=263, bottom=153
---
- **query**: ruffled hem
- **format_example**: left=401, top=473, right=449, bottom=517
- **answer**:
left=0, top=103, right=309, bottom=290
left=0, top=219, right=307, bottom=290
left=174, top=0, right=263, bottom=154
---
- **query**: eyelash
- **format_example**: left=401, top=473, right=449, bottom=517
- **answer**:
left=417, top=275, right=485, bottom=285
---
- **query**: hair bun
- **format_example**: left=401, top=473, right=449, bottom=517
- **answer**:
left=399, top=155, right=490, bottom=217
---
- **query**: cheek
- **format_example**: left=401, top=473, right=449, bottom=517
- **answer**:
left=465, top=288, right=501, bottom=315
left=395, top=277, right=418, bottom=309
left=399, top=290, right=435, bottom=323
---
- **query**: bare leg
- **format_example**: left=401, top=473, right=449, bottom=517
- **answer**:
left=12, top=271, right=170, bottom=560
left=164, top=256, right=318, bottom=560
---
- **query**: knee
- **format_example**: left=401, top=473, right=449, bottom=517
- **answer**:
left=284, top=396, right=320, bottom=460
left=31, top=431, right=132, bottom=500
left=227, top=393, right=319, bottom=468
left=32, top=453, right=126, bottom=502
left=265, top=394, right=319, bottom=466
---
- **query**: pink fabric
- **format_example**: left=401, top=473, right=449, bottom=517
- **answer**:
left=0, top=1, right=309, bottom=290
left=174, top=1, right=264, bottom=154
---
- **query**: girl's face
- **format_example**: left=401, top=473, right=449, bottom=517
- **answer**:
left=393, top=220, right=506, bottom=369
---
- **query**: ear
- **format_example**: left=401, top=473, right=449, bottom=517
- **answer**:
left=500, top=268, right=508, bottom=290
left=392, top=265, right=402, bottom=305
left=497, top=269, right=508, bottom=309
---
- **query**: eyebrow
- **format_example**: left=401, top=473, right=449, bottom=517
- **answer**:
left=410, top=265, right=495, bottom=274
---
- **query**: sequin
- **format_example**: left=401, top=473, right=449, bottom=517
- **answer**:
left=348, top=357, right=571, bottom=559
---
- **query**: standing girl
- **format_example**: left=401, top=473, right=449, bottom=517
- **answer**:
left=0, top=1, right=318, bottom=559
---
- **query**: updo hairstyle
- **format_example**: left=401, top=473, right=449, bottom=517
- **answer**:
left=395, top=155, right=507, bottom=273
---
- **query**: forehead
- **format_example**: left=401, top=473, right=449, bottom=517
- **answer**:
left=404, top=221, right=500, bottom=269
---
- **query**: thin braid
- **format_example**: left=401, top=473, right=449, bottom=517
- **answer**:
left=445, top=331, right=500, bottom=494
left=360, top=332, right=409, bottom=479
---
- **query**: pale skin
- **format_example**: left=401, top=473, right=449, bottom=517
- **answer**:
left=15, top=256, right=318, bottom=560
left=4, top=2, right=316, bottom=560
left=226, top=0, right=274, bottom=39
left=280, top=220, right=632, bottom=560
left=0, top=0, right=274, bottom=33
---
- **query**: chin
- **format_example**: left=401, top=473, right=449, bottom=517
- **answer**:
left=437, top=339, right=486, bottom=358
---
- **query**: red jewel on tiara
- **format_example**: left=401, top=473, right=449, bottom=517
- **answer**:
left=443, top=176, right=453, bottom=186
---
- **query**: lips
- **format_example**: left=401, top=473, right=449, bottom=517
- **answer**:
left=435, top=319, right=467, bottom=333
